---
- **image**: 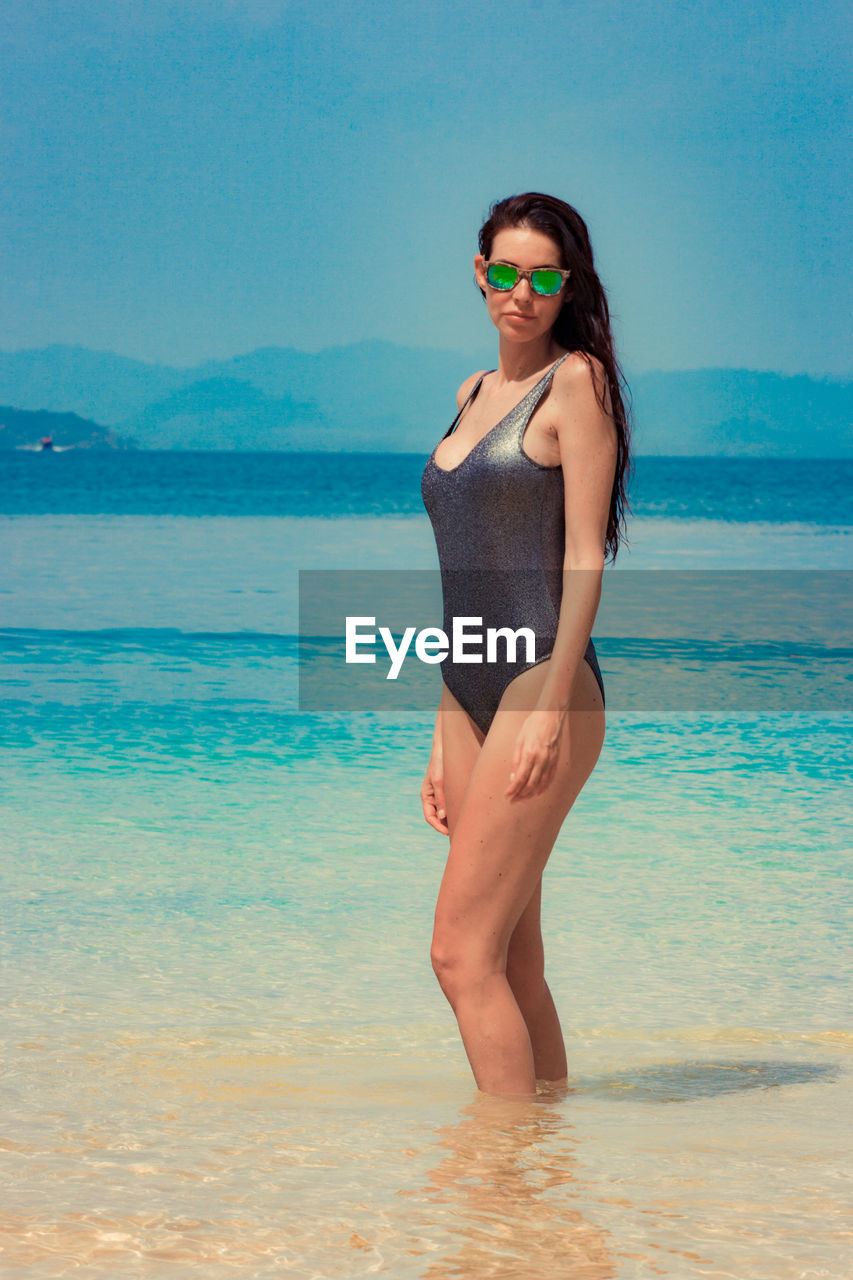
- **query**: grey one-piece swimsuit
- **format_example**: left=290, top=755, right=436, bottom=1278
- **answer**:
left=421, top=354, right=605, bottom=735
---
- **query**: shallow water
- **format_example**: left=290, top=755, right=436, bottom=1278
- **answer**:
left=2, top=503, right=852, bottom=1277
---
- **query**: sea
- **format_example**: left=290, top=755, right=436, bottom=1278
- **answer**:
left=2, top=451, right=851, bottom=1279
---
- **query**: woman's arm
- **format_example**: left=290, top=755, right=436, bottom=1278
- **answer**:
left=421, top=369, right=490, bottom=829
left=505, top=356, right=617, bottom=799
left=421, top=702, right=449, bottom=834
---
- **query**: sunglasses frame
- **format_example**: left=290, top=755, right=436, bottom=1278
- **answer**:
left=483, top=259, right=571, bottom=296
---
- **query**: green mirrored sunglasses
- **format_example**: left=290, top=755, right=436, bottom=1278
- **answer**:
left=484, top=260, right=570, bottom=297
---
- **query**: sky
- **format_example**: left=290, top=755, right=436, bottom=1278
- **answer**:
left=1, top=0, right=850, bottom=374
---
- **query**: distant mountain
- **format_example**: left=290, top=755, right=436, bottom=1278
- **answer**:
left=0, top=342, right=850, bottom=455
left=122, top=377, right=322, bottom=449
left=0, top=345, right=185, bottom=424
left=0, top=405, right=132, bottom=451
left=191, top=341, right=479, bottom=450
left=629, top=370, right=852, bottom=456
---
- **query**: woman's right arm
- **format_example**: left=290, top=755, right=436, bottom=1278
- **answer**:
left=421, top=375, right=481, bottom=836
left=420, top=704, right=449, bottom=835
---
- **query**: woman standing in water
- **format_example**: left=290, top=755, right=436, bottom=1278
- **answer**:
left=420, top=192, right=631, bottom=1096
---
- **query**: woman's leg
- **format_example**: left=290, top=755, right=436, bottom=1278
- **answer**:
left=440, top=696, right=573, bottom=1084
left=433, top=660, right=605, bottom=1096
left=506, top=877, right=568, bottom=1084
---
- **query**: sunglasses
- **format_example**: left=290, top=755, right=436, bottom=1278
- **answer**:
left=484, top=260, right=571, bottom=297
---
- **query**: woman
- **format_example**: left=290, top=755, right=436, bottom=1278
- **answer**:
left=420, top=192, right=631, bottom=1097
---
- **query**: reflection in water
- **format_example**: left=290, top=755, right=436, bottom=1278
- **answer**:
left=413, top=1091, right=617, bottom=1280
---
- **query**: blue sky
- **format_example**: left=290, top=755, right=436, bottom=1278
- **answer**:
left=2, top=0, right=850, bottom=373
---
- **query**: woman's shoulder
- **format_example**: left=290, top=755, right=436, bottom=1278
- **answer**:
left=456, top=369, right=490, bottom=409
left=550, top=351, right=617, bottom=447
left=552, top=350, right=606, bottom=391
left=552, top=351, right=613, bottom=415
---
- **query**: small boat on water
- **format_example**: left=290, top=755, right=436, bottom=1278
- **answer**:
left=14, top=435, right=75, bottom=452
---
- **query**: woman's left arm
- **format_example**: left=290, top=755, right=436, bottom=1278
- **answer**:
left=505, top=357, right=618, bottom=799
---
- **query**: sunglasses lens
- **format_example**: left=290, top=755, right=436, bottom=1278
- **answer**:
left=531, top=270, right=563, bottom=296
left=486, top=262, right=519, bottom=290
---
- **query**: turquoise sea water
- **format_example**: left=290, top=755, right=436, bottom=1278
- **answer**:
left=2, top=453, right=852, bottom=1278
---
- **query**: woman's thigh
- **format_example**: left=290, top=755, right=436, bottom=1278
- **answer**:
left=435, top=659, right=605, bottom=959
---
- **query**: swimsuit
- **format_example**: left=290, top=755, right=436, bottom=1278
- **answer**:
left=421, top=354, right=605, bottom=734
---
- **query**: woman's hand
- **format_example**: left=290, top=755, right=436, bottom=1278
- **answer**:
left=505, top=709, right=567, bottom=800
left=421, top=753, right=449, bottom=835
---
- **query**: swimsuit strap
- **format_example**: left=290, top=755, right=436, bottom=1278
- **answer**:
left=443, top=353, right=571, bottom=445
left=442, top=371, right=494, bottom=440
left=512, top=352, right=572, bottom=440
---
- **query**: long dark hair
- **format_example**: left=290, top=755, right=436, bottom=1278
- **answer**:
left=478, top=192, right=632, bottom=562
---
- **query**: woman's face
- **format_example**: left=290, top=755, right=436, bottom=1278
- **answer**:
left=474, top=224, right=568, bottom=346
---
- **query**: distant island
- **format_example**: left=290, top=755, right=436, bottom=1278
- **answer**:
left=0, top=405, right=134, bottom=451
left=0, top=342, right=850, bottom=456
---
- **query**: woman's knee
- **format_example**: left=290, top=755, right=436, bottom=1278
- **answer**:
left=430, top=930, right=502, bottom=1002
left=429, top=931, right=464, bottom=996
left=506, top=947, right=545, bottom=1000
left=506, top=903, right=545, bottom=991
